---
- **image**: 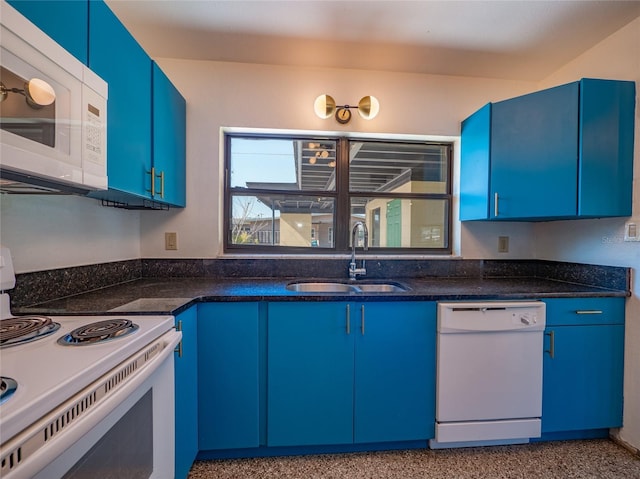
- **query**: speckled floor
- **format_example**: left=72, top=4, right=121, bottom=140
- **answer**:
left=188, top=439, right=640, bottom=479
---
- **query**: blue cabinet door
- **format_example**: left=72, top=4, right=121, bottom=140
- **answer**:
left=152, top=63, right=186, bottom=207
left=459, top=103, right=491, bottom=221
left=491, top=82, right=579, bottom=219
left=354, top=302, right=436, bottom=443
left=267, top=302, right=354, bottom=446
left=578, top=79, right=635, bottom=218
left=198, top=303, right=260, bottom=450
left=542, top=298, right=625, bottom=433
left=8, top=0, right=88, bottom=64
left=88, top=0, right=152, bottom=199
left=174, top=307, right=198, bottom=479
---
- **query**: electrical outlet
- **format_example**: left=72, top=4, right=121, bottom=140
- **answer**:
left=165, top=232, right=178, bottom=250
left=498, top=236, right=509, bottom=253
left=624, top=222, right=640, bottom=242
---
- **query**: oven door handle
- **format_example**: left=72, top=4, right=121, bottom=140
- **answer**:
left=1, top=330, right=182, bottom=479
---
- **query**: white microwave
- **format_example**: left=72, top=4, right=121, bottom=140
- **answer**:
left=0, top=1, right=108, bottom=193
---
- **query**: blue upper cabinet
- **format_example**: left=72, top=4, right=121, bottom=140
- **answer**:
left=153, top=63, right=186, bottom=207
left=578, top=79, right=635, bottom=217
left=491, top=82, right=579, bottom=219
left=87, top=1, right=186, bottom=208
left=7, top=0, right=89, bottom=64
left=88, top=0, right=153, bottom=201
left=460, top=78, right=635, bottom=221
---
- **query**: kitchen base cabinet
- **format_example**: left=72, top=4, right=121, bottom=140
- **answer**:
left=198, top=302, right=260, bottom=451
left=268, top=302, right=354, bottom=446
left=354, top=302, right=435, bottom=443
left=267, top=301, right=436, bottom=447
left=174, top=306, right=198, bottom=479
left=541, top=298, right=625, bottom=436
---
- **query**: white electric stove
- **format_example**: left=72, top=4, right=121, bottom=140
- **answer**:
left=0, top=246, right=180, bottom=479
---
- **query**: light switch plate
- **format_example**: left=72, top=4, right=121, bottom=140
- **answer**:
left=498, top=236, right=509, bottom=253
left=165, top=232, right=178, bottom=250
left=624, top=222, right=640, bottom=242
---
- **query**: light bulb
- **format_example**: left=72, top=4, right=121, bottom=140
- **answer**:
left=314, top=94, right=336, bottom=119
left=357, top=95, right=379, bottom=120
left=25, top=78, right=56, bottom=106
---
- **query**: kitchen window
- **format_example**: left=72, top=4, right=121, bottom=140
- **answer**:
left=224, top=133, right=452, bottom=254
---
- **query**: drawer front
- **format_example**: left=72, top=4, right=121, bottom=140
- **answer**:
left=543, top=297, right=625, bottom=326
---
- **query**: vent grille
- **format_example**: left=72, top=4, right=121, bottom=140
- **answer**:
left=0, top=339, right=162, bottom=476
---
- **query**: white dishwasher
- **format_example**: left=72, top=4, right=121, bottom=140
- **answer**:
left=430, top=301, right=546, bottom=449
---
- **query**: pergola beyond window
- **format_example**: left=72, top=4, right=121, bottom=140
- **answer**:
left=224, top=134, right=452, bottom=254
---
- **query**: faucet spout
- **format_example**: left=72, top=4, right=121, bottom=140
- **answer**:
left=349, top=221, right=368, bottom=280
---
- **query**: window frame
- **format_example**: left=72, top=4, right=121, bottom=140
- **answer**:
left=223, top=132, right=453, bottom=255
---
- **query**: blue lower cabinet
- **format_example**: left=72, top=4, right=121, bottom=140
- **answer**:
left=541, top=298, right=625, bottom=435
left=197, top=303, right=260, bottom=450
left=354, top=302, right=436, bottom=443
left=268, top=302, right=355, bottom=446
left=267, top=301, right=436, bottom=447
left=174, top=307, right=198, bottom=479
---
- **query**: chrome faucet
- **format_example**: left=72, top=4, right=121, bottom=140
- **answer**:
left=349, top=221, right=368, bottom=280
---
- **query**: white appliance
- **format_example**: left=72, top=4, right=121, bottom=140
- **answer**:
left=0, top=246, right=180, bottom=478
left=0, top=1, right=108, bottom=193
left=430, top=301, right=545, bottom=449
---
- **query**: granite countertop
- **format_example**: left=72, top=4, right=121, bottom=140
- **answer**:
left=14, top=276, right=629, bottom=317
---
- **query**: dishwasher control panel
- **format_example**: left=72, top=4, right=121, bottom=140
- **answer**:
left=437, top=301, right=546, bottom=333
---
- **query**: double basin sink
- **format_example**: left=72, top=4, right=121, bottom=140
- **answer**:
left=286, top=281, right=409, bottom=294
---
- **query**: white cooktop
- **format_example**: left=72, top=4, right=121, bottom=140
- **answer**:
left=0, top=314, right=174, bottom=443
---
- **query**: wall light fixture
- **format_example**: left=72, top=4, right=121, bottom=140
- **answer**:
left=314, top=94, right=379, bottom=124
left=0, top=78, right=56, bottom=108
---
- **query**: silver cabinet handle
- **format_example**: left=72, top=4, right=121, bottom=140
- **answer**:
left=575, top=310, right=603, bottom=315
left=544, top=330, right=555, bottom=359
left=494, top=192, right=499, bottom=217
left=360, top=305, right=365, bottom=335
left=346, top=304, right=351, bottom=335
left=174, top=319, right=183, bottom=357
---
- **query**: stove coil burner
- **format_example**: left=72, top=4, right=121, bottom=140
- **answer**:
left=0, top=316, right=61, bottom=348
left=0, top=376, right=18, bottom=405
left=57, top=319, right=139, bottom=346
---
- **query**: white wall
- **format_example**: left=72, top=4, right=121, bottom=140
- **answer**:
left=140, top=60, right=536, bottom=259
left=534, top=17, right=640, bottom=450
left=0, top=194, right=140, bottom=273
left=1, top=62, right=535, bottom=271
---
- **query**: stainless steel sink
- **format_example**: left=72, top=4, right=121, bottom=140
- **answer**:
left=285, top=282, right=359, bottom=293
left=354, top=283, right=408, bottom=293
left=285, top=281, right=409, bottom=293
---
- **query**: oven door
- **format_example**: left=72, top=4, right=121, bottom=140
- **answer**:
left=0, top=330, right=181, bottom=479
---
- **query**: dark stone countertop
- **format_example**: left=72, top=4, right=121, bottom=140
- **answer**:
left=14, top=276, right=629, bottom=317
